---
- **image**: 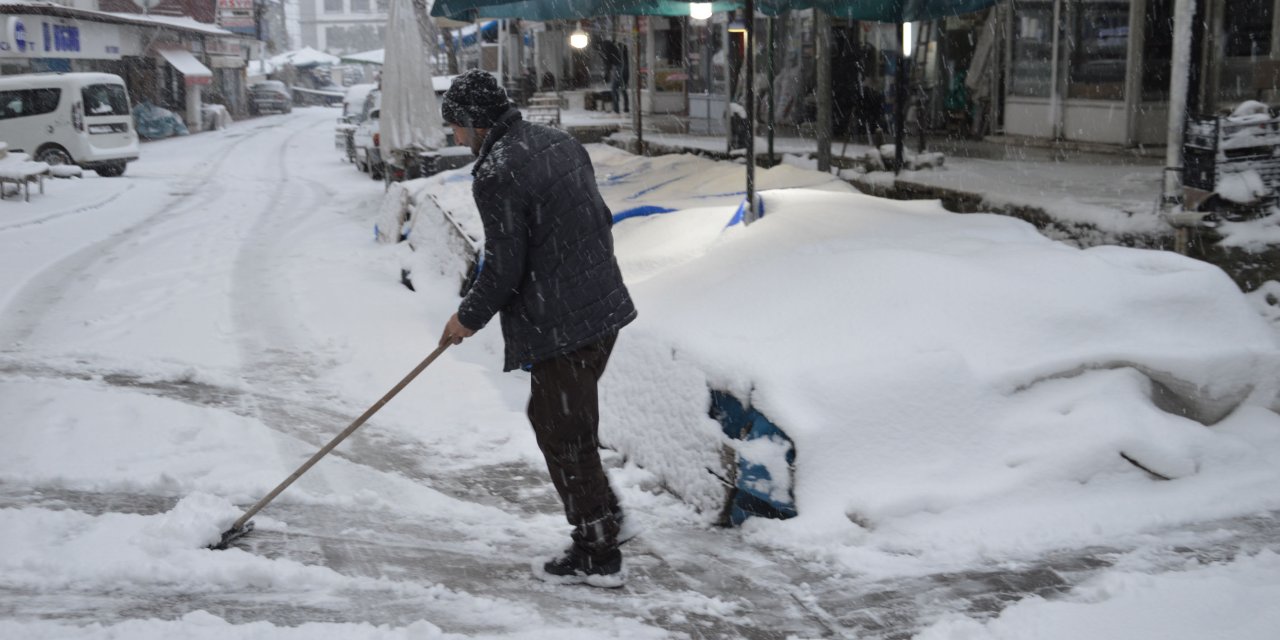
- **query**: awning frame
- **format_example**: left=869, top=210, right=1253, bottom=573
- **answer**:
left=157, top=47, right=213, bottom=86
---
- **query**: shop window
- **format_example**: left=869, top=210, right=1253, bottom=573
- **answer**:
left=376, top=0, right=388, bottom=12
left=1066, top=1, right=1128, bottom=100
left=323, top=0, right=343, bottom=14
left=1010, top=0, right=1054, bottom=97
left=350, top=0, right=369, bottom=12
left=1225, top=0, right=1273, bottom=57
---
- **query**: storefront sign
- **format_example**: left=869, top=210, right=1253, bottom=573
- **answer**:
left=0, top=16, right=122, bottom=60
left=218, top=0, right=257, bottom=35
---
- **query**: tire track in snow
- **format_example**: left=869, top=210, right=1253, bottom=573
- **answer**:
left=0, top=115, right=323, bottom=350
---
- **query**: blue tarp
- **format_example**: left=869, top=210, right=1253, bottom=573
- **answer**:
left=709, top=390, right=797, bottom=525
left=132, top=102, right=189, bottom=140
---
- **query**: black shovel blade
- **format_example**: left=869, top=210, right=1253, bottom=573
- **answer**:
left=208, top=520, right=255, bottom=550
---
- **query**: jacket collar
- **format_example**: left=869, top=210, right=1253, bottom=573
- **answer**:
left=473, top=108, right=523, bottom=176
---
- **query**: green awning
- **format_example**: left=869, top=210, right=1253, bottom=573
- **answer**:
left=432, top=0, right=999, bottom=22
left=432, top=0, right=744, bottom=21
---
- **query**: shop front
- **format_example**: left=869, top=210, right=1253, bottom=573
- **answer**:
left=1000, top=0, right=1280, bottom=147
left=1001, top=0, right=1174, bottom=146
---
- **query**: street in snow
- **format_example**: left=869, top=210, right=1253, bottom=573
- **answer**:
left=1, top=107, right=1280, bottom=639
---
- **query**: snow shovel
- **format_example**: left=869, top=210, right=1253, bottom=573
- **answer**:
left=209, top=342, right=450, bottom=550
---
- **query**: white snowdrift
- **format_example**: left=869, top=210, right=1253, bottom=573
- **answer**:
left=915, top=550, right=1280, bottom=640
left=598, top=188, right=1280, bottom=564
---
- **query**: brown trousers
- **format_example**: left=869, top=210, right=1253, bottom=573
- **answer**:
left=527, top=333, right=622, bottom=553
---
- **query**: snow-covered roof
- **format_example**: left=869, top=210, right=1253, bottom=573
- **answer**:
left=270, top=47, right=341, bottom=69
left=103, top=12, right=235, bottom=36
left=341, top=49, right=384, bottom=65
left=0, top=2, right=236, bottom=37
left=245, top=59, right=276, bottom=78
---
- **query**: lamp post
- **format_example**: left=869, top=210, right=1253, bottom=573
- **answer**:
left=895, top=21, right=909, bottom=174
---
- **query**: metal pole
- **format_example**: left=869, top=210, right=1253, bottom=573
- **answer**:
left=767, top=15, right=776, bottom=168
left=1162, top=0, right=1197, bottom=207
left=895, top=22, right=907, bottom=174
left=816, top=10, right=832, bottom=172
left=633, top=16, right=643, bottom=154
left=745, top=0, right=756, bottom=219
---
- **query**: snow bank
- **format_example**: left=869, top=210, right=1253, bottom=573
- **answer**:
left=599, top=187, right=1280, bottom=567
left=0, top=493, right=356, bottom=593
left=915, top=550, right=1280, bottom=640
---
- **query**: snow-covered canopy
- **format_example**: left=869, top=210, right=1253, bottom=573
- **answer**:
left=269, top=46, right=341, bottom=69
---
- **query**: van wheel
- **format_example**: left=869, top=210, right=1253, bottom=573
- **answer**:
left=95, top=161, right=127, bottom=177
left=35, top=145, right=73, bottom=166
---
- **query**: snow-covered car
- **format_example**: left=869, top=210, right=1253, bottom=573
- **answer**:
left=335, top=83, right=377, bottom=163
left=249, top=81, right=292, bottom=115
left=352, top=91, right=383, bottom=180
left=391, top=146, right=1280, bottom=577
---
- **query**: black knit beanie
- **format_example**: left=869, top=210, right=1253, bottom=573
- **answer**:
left=441, top=69, right=511, bottom=128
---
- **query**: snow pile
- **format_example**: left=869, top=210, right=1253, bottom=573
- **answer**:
left=599, top=187, right=1280, bottom=567
left=0, top=493, right=348, bottom=593
left=1217, top=169, right=1270, bottom=204
left=915, top=550, right=1280, bottom=640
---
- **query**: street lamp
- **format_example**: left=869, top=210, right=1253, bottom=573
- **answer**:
left=902, top=21, right=914, bottom=56
left=569, top=27, right=589, bottom=49
left=689, top=3, right=713, bottom=20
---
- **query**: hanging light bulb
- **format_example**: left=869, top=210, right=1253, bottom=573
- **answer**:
left=690, top=3, right=713, bottom=20
left=570, top=26, right=590, bottom=49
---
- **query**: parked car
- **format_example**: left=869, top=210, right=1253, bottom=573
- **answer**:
left=249, top=81, right=292, bottom=115
left=352, top=90, right=383, bottom=180
left=0, top=72, right=139, bottom=177
left=336, top=83, right=376, bottom=163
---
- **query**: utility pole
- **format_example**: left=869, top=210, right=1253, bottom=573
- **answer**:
left=1161, top=0, right=1197, bottom=209
left=633, top=16, right=643, bottom=154
left=816, top=10, right=831, bottom=173
left=894, top=21, right=907, bottom=173
left=744, top=0, right=756, bottom=220
left=766, top=16, right=775, bottom=168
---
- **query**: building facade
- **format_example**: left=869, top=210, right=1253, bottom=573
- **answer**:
left=298, top=0, right=387, bottom=55
left=993, top=0, right=1280, bottom=147
left=0, top=2, right=256, bottom=129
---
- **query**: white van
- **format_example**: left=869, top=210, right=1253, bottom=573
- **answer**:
left=0, top=72, right=140, bottom=177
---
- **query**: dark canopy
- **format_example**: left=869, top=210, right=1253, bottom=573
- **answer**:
left=431, top=0, right=738, bottom=20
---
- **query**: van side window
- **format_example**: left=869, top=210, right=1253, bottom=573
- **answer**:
left=0, top=88, right=62, bottom=120
left=82, top=84, right=129, bottom=116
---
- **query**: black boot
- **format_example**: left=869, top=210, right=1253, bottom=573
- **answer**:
left=534, top=515, right=626, bottom=588
left=536, top=542, right=625, bottom=588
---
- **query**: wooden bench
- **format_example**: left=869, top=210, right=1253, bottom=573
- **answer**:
left=0, top=149, right=51, bottom=202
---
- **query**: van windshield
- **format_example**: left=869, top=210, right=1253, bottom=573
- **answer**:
left=82, top=84, right=130, bottom=117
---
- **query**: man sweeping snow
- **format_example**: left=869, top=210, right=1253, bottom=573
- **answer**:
left=437, top=70, right=638, bottom=588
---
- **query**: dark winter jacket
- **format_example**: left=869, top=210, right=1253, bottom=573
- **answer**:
left=457, top=108, right=637, bottom=371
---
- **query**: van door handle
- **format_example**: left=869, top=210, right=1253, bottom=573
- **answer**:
left=47, top=125, right=54, bottom=134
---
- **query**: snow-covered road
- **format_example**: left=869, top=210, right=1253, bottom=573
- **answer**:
left=2, top=107, right=1278, bottom=639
